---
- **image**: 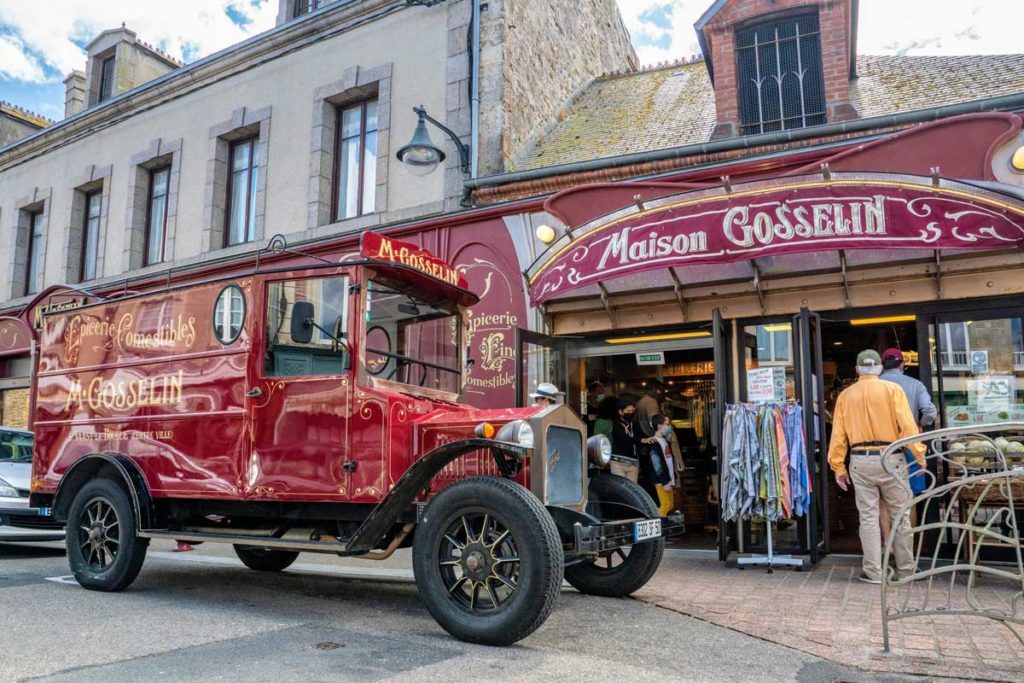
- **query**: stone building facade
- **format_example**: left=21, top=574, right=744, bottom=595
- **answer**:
left=0, top=0, right=633, bottom=313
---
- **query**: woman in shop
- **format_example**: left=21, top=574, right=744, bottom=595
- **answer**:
left=610, top=398, right=642, bottom=482
left=648, top=414, right=678, bottom=517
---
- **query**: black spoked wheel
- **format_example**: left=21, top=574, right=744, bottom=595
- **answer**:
left=438, top=511, right=520, bottom=612
left=233, top=545, right=299, bottom=572
left=564, top=474, right=664, bottom=597
left=78, top=497, right=120, bottom=570
left=413, top=477, right=562, bottom=646
left=66, top=478, right=149, bottom=592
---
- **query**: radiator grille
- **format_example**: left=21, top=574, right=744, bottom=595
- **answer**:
left=545, top=425, right=584, bottom=506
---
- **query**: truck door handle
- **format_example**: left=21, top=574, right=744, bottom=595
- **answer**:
left=245, top=387, right=263, bottom=398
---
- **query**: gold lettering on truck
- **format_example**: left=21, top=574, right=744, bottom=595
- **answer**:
left=63, top=370, right=185, bottom=412
left=64, top=312, right=197, bottom=363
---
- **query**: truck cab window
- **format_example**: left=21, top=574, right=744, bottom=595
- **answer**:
left=265, top=276, right=349, bottom=376
left=365, top=279, right=461, bottom=393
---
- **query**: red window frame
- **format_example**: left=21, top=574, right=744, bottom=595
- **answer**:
left=224, top=137, right=258, bottom=247
left=331, top=98, right=377, bottom=222
left=144, top=166, right=171, bottom=266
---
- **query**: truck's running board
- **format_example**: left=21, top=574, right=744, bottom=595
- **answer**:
left=138, top=530, right=360, bottom=555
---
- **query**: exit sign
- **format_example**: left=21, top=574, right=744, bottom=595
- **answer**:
left=636, top=351, right=665, bottom=366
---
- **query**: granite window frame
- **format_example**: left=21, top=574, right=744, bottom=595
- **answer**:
left=308, top=64, right=391, bottom=230
left=204, top=107, right=271, bottom=252
left=125, top=138, right=182, bottom=271
left=8, top=188, right=51, bottom=300
left=65, top=165, right=112, bottom=284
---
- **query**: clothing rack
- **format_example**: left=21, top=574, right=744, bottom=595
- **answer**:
left=722, top=400, right=809, bottom=572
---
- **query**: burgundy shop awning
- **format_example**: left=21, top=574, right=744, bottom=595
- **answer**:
left=526, top=173, right=1024, bottom=306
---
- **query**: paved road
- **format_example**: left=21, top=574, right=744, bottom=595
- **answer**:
left=0, top=541, right=957, bottom=683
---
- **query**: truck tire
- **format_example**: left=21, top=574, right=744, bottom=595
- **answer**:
left=564, top=474, right=664, bottom=597
left=412, top=476, right=563, bottom=646
left=233, top=545, right=299, bottom=572
left=66, top=478, right=149, bottom=592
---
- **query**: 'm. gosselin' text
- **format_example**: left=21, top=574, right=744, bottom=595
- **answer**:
left=64, top=371, right=184, bottom=412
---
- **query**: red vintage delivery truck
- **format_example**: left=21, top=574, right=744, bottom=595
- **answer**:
left=28, top=231, right=667, bottom=645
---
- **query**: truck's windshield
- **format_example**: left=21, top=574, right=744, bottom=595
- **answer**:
left=0, top=430, right=32, bottom=463
left=365, top=279, right=461, bottom=393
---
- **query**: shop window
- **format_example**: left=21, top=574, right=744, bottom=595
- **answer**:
left=213, top=284, right=246, bottom=345
left=265, top=277, right=349, bottom=376
left=938, top=322, right=970, bottom=369
left=735, top=12, right=826, bottom=135
left=755, top=324, right=791, bottom=365
left=333, top=98, right=378, bottom=221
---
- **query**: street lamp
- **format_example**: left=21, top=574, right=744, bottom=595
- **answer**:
left=396, top=105, right=470, bottom=176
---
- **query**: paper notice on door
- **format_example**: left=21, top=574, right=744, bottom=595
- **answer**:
left=969, top=375, right=1015, bottom=411
left=748, top=366, right=786, bottom=403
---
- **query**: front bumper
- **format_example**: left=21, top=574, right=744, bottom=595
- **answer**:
left=0, top=503, right=64, bottom=542
left=572, top=511, right=685, bottom=554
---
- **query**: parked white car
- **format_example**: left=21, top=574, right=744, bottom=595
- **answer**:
left=0, top=427, right=64, bottom=543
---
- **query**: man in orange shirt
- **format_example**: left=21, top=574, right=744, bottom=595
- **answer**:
left=828, top=349, right=925, bottom=583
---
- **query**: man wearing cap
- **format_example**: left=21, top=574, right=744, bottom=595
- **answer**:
left=530, top=382, right=562, bottom=407
left=827, top=349, right=926, bottom=583
left=879, top=348, right=937, bottom=428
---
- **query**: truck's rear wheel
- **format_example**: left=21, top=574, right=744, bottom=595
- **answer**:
left=233, top=545, right=299, bottom=572
left=565, top=474, right=664, bottom=597
left=66, top=478, right=149, bottom=592
left=412, top=476, right=563, bottom=646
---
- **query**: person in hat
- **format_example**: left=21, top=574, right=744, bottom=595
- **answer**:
left=878, top=347, right=937, bottom=536
left=530, top=382, right=562, bottom=407
left=827, top=349, right=925, bottom=584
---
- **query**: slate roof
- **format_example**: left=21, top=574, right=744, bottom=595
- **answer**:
left=511, top=54, right=1024, bottom=172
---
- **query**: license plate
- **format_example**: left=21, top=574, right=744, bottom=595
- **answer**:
left=633, top=518, right=661, bottom=542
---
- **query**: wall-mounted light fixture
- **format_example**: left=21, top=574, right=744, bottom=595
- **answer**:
left=535, top=224, right=557, bottom=244
left=396, top=105, right=470, bottom=176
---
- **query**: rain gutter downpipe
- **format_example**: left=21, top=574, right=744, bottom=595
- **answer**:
left=470, top=0, right=481, bottom=178
left=464, top=91, right=1024, bottom=190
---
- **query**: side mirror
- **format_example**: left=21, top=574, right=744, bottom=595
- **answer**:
left=290, top=301, right=314, bottom=344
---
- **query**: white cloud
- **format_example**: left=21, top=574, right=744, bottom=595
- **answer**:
left=0, top=33, right=45, bottom=82
left=616, top=0, right=1021, bottom=67
left=0, top=0, right=278, bottom=84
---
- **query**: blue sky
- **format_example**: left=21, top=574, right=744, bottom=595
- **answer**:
left=0, top=0, right=1018, bottom=122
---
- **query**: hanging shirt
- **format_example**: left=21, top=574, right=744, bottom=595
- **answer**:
left=826, top=374, right=925, bottom=477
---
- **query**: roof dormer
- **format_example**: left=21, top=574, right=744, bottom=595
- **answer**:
left=77, top=26, right=182, bottom=111
left=696, top=0, right=859, bottom=139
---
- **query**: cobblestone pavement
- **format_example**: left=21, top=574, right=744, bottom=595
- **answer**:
left=637, top=553, right=1024, bottom=682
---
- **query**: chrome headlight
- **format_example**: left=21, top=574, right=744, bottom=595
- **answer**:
left=0, top=477, right=19, bottom=498
left=496, top=419, right=535, bottom=449
left=587, top=434, right=612, bottom=467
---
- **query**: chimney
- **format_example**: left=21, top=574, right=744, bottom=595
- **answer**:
left=64, top=70, right=86, bottom=118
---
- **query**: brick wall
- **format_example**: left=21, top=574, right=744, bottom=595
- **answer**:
left=702, top=0, right=858, bottom=139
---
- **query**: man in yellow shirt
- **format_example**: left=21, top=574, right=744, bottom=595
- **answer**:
left=827, top=349, right=926, bottom=583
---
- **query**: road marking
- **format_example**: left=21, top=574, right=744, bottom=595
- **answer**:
left=44, top=575, right=78, bottom=585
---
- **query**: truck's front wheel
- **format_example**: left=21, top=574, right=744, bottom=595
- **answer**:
left=66, top=478, right=149, bottom=592
left=412, top=476, right=563, bottom=646
left=564, top=474, right=664, bottom=597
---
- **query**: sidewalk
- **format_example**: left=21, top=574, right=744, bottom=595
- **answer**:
left=636, top=553, right=1024, bottom=682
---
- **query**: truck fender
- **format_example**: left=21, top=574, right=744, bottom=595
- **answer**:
left=52, top=452, right=155, bottom=529
left=347, top=438, right=527, bottom=553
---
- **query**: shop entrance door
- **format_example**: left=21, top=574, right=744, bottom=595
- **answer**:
left=712, top=308, right=733, bottom=561
left=792, top=308, right=828, bottom=562
left=515, top=329, right=568, bottom=408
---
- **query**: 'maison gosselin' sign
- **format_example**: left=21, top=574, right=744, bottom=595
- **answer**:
left=528, top=180, right=1024, bottom=305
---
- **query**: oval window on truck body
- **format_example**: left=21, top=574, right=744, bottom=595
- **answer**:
left=213, top=284, right=246, bottom=344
